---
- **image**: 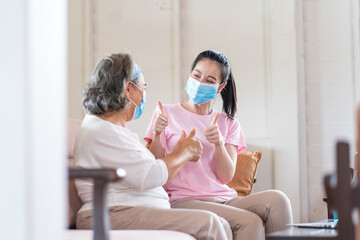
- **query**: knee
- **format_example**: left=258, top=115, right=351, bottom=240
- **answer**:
left=232, top=211, right=263, bottom=238
left=265, top=190, right=293, bottom=224
left=265, top=190, right=292, bottom=209
left=242, top=211, right=263, bottom=228
left=218, top=216, right=232, bottom=239
left=194, top=211, right=231, bottom=240
left=196, top=210, right=227, bottom=228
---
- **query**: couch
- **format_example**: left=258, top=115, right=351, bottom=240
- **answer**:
left=67, top=118, right=262, bottom=239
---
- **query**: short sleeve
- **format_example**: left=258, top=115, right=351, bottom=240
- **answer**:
left=225, top=118, right=247, bottom=154
left=144, top=105, right=161, bottom=144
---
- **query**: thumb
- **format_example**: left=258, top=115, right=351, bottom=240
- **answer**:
left=187, top=128, right=196, bottom=139
left=178, top=130, right=186, bottom=143
left=158, top=101, right=165, bottom=115
left=211, top=112, right=221, bottom=125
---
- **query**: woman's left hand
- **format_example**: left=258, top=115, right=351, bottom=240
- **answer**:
left=205, top=112, right=222, bottom=145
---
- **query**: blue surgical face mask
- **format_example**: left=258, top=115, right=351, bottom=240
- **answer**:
left=127, top=82, right=146, bottom=120
left=185, top=76, right=219, bottom=104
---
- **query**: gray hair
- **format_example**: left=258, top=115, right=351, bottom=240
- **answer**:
left=82, top=53, right=137, bottom=114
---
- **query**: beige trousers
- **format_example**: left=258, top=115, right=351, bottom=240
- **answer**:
left=76, top=205, right=232, bottom=240
left=171, top=190, right=293, bottom=240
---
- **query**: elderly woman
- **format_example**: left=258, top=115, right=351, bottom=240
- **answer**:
left=74, top=53, right=232, bottom=240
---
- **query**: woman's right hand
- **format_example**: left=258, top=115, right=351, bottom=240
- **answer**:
left=153, top=101, right=168, bottom=136
left=174, top=128, right=202, bottom=162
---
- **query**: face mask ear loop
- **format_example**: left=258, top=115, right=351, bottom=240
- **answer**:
left=126, top=96, right=139, bottom=107
left=217, top=83, right=223, bottom=94
left=217, top=81, right=228, bottom=93
left=131, top=82, right=144, bottom=93
left=127, top=81, right=144, bottom=107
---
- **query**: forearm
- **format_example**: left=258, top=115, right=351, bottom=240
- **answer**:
left=148, top=134, right=165, bottom=159
left=159, top=128, right=202, bottom=184
left=214, top=143, right=236, bottom=184
left=161, top=150, right=190, bottom=184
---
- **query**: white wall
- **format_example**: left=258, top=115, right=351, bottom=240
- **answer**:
left=68, top=0, right=85, bottom=120
left=91, top=0, right=181, bottom=135
left=303, top=0, right=360, bottom=221
left=67, top=0, right=360, bottom=223
left=1, top=0, right=67, bottom=239
left=265, top=0, right=302, bottom=222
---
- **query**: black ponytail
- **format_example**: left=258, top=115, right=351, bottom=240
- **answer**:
left=191, top=49, right=237, bottom=119
left=220, top=70, right=237, bottom=119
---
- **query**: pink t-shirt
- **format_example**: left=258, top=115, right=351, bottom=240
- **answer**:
left=145, top=104, right=247, bottom=204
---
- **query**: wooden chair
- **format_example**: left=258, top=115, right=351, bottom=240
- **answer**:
left=68, top=168, right=126, bottom=240
left=324, top=142, right=357, bottom=240
left=323, top=104, right=360, bottom=240
left=323, top=167, right=354, bottom=219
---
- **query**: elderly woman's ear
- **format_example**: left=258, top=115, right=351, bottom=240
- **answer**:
left=124, top=80, right=133, bottom=98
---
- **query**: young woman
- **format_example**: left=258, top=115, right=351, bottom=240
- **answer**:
left=146, top=50, right=293, bottom=240
left=74, top=52, right=232, bottom=240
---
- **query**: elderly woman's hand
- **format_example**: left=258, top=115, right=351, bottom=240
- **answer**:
left=153, top=101, right=168, bottom=136
left=174, top=128, right=202, bottom=162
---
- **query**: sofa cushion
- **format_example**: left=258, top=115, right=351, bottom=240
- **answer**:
left=68, top=119, right=82, bottom=166
left=66, top=229, right=196, bottom=240
left=227, top=151, right=262, bottom=197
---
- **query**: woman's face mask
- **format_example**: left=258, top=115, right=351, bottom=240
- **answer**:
left=127, top=82, right=146, bottom=120
left=185, top=76, right=219, bottom=104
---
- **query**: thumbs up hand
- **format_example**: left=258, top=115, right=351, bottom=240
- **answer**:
left=174, top=128, right=202, bottom=162
left=205, top=112, right=222, bottom=145
left=154, top=101, right=168, bottom=136
left=173, top=130, right=187, bottom=153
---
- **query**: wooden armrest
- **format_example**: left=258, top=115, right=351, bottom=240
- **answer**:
left=69, top=168, right=126, bottom=181
left=69, top=168, right=126, bottom=240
